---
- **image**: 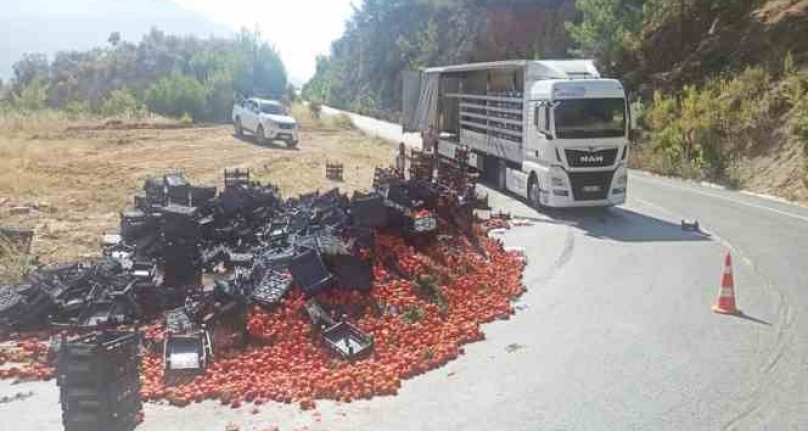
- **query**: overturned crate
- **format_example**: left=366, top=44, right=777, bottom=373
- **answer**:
left=325, top=161, right=344, bottom=181
left=163, top=331, right=212, bottom=386
left=322, top=321, right=374, bottom=360
left=58, top=330, right=142, bottom=431
left=224, top=168, right=250, bottom=189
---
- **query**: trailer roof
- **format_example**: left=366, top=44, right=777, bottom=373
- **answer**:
left=423, top=60, right=532, bottom=74
left=423, top=59, right=600, bottom=80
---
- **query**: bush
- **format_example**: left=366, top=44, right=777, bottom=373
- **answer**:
left=641, top=68, right=778, bottom=183
left=145, top=74, right=206, bottom=121
left=65, top=100, right=91, bottom=120
left=179, top=112, right=194, bottom=126
left=331, top=113, right=354, bottom=130
left=13, top=77, right=49, bottom=111
left=99, top=89, right=142, bottom=118
left=309, top=102, right=322, bottom=119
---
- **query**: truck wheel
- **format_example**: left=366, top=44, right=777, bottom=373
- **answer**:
left=528, top=175, right=543, bottom=209
left=234, top=118, right=243, bottom=137
left=287, top=139, right=298, bottom=148
left=256, top=125, right=266, bottom=145
left=497, top=160, right=507, bottom=191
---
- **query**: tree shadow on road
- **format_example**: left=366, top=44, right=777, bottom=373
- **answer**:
left=232, top=133, right=299, bottom=151
left=541, top=206, right=712, bottom=243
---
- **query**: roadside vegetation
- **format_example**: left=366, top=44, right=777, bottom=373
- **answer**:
left=636, top=59, right=808, bottom=190
left=0, top=28, right=289, bottom=124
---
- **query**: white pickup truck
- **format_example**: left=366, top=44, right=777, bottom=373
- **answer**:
left=232, top=98, right=299, bottom=147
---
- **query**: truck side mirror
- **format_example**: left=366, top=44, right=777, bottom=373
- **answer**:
left=535, top=105, right=553, bottom=140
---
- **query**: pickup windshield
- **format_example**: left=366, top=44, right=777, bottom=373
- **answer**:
left=554, top=98, right=626, bottom=139
left=260, top=103, right=285, bottom=115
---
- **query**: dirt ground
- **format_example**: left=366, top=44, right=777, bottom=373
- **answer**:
left=0, top=110, right=395, bottom=265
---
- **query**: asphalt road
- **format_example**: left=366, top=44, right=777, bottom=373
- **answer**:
left=3, top=111, right=807, bottom=430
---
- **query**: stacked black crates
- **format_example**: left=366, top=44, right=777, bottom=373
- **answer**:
left=58, top=331, right=142, bottom=431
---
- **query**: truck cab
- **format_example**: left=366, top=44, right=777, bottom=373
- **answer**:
left=525, top=78, right=629, bottom=207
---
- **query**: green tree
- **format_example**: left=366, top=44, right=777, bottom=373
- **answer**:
left=565, top=0, right=644, bottom=73
left=11, top=53, right=49, bottom=93
left=204, top=71, right=237, bottom=123
left=99, top=88, right=141, bottom=117
left=14, top=77, right=50, bottom=111
left=145, top=74, right=206, bottom=120
left=108, top=31, right=121, bottom=47
left=233, top=29, right=287, bottom=98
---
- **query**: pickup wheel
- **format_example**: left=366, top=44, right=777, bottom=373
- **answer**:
left=234, top=118, right=243, bottom=136
left=256, top=125, right=267, bottom=145
left=287, top=139, right=298, bottom=148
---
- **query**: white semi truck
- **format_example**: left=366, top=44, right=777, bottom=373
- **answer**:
left=402, top=60, right=635, bottom=208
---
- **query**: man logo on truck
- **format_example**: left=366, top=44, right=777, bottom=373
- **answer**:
left=579, top=155, right=605, bottom=164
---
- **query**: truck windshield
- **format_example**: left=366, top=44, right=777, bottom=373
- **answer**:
left=554, top=98, right=626, bottom=139
left=260, top=103, right=285, bottom=115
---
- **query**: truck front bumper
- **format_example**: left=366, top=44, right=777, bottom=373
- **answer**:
left=538, top=166, right=627, bottom=208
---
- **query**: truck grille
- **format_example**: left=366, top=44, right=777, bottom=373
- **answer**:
left=568, top=171, right=614, bottom=201
left=565, top=148, right=618, bottom=168
left=278, top=123, right=295, bottom=130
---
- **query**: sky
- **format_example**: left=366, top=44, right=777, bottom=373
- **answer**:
left=171, top=0, right=356, bottom=85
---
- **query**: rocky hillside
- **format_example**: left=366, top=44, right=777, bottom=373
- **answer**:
left=305, top=0, right=808, bottom=202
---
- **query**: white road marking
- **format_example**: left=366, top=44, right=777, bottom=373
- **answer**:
left=631, top=174, right=808, bottom=224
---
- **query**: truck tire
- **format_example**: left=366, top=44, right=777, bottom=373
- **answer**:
left=234, top=118, right=243, bottom=137
left=528, top=174, right=542, bottom=209
left=497, top=160, right=507, bottom=191
left=287, top=139, right=298, bottom=148
left=256, top=125, right=267, bottom=145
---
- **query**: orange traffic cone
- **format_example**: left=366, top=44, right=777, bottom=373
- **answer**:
left=712, top=251, right=741, bottom=315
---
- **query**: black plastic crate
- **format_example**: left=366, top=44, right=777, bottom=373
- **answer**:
left=57, top=359, right=139, bottom=387
left=290, top=249, right=333, bottom=297
left=189, top=186, right=216, bottom=206
left=350, top=193, right=387, bottom=228
left=250, top=269, right=292, bottom=306
left=59, top=331, right=140, bottom=365
left=59, top=376, right=141, bottom=404
left=76, top=300, right=136, bottom=329
left=331, top=254, right=373, bottom=292
left=164, top=307, right=198, bottom=333
left=63, top=408, right=139, bottom=431
left=322, top=321, right=373, bottom=360
left=62, top=394, right=141, bottom=422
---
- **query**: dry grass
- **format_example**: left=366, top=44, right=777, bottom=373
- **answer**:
left=0, top=106, right=395, bottom=263
left=0, top=239, right=35, bottom=285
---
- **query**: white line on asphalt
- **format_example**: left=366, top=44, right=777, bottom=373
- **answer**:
left=631, top=175, right=808, bottom=224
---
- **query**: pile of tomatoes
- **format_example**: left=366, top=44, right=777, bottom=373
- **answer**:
left=140, top=227, right=525, bottom=409
left=0, top=221, right=525, bottom=412
left=0, top=332, right=56, bottom=381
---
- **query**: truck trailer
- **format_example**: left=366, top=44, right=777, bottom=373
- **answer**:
left=402, top=60, right=635, bottom=208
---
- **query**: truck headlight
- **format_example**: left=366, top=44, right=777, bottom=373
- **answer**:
left=550, top=167, right=567, bottom=188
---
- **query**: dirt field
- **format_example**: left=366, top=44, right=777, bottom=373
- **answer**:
left=0, top=109, right=395, bottom=264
